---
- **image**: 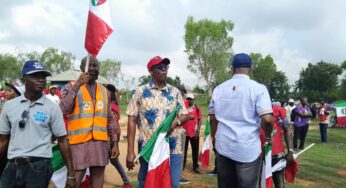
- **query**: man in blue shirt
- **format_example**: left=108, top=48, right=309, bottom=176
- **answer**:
left=209, top=53, right=273, bottom=188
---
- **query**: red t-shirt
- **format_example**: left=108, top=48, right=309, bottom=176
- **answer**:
left=182, top=105, right=202, bottom=137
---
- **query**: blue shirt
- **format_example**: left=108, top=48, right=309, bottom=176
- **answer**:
left=208, top=74, right=272, bottom=162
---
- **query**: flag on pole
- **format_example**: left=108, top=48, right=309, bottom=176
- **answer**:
left=51, top=145, right=90, bottom=188
left=139, top=108, right=179, bottom=188
left=336, top=101, right=346, bottom=126
left=199, top=119, right=211, bottom=169
left=85, top=0, right=113, bottom=57
left=261, top=145, right=273, bottom=188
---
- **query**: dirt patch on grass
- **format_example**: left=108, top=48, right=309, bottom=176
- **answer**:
left=337, top=166, right=346, bottom=177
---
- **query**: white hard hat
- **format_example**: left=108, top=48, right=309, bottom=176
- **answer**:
left=288, top=98, right=294, bottom=103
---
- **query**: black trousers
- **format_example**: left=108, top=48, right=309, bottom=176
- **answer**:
left=217, top=154, right=261, bottom=188
left=183, top=136, right=199, bottom=170
left=293, top=124, right=309, bottom=149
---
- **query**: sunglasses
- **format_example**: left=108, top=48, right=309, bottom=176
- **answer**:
left=152, top=64, right=169, bottom=71
left=19, top=110, right=29, bottom=129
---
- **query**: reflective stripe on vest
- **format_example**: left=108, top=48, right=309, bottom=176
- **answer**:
left=67, top=83, right=109, bottom=144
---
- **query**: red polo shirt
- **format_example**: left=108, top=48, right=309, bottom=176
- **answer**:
left=182, top=104, right=202, bottom=137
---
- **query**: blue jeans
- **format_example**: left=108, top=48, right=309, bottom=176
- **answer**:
left=0, top=159, right=52, bottom=188
left=138, top=154, right=182, bottom=188
left=319, top=123, right=328, bottom=143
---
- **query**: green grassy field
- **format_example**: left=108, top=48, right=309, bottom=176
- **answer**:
left=119, top=95, right=346, bottom=188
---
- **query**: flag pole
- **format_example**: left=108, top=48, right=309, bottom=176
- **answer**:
left=133, top=154, right=141, bottom=164
left=295, top=143, right=315, bottom=157
left=84, top=53, right=90, bottom=73
left=272, top=143, right=315, bottom=172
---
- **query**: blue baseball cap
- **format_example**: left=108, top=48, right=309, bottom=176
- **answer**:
left=22, top=60, right=51, bottom=76
left=231, top=53, right=252, bottom=68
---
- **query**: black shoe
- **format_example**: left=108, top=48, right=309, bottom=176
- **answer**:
left=179, top=177, right=190, bottom=185
left=193, top=168, right=200, bottom=174
left=207, top=169, right=217, bottom=176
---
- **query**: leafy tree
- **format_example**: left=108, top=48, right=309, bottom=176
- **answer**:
left=269, top=71, right=290, bottom=100
left=250, top=53, right=277, bottom=85
left=120, top=73, right=135, bottom=103
left=137, top=75, right=182, bottom=86
left=184, top=16, right=234, bottom=95
left=193, top=85, right=206, bottom=94
left=99, top=59, right=121, bottom=85
left=338, top=78, right=346, bottom=100
left=0, top=54, right=22, bottom=82
left=138, top=75, right=151, bottom=86
left=295, top=61, right=342, bottom=101
left=40, top=48, right=75, bottom=75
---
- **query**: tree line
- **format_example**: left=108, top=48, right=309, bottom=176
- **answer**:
left=1, top=17, right=346, bottom=103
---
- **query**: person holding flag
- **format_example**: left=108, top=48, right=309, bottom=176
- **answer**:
left=208, top=53, right=273, bottom=188
left=126, top=56, right=189, bottom=188
left=60, top=57, right=120, bottom=187
left=260, top=102, right=294, bottom=188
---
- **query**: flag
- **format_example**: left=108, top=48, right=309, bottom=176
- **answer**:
left=336, top=101, right=346, bottom=126
left=199, top=119, right=211, bottom=169
left=285, top=160, right=298, bottom=183
left=51, top=145, right=90, bottom=188
left=139, top=108, right=179, bottom=188
left=261, top=145, right=273, bottom=188
left=85, top=0, right=113, bottom=57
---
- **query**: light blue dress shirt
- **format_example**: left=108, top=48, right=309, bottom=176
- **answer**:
left=209, top=74, right=272, bottom=162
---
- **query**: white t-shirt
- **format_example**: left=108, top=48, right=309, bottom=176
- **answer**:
left=46, top=93, right=60, bottom=104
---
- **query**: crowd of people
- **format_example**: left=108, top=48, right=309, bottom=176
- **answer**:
left=0, top=53, right=334, bottom=188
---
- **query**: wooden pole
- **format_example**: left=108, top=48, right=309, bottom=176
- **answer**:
left=85, top=53, right=90, bottom=73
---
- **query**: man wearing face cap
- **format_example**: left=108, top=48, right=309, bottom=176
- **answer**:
left=60, top=56, right=120, bottom=187
left=126, top=56, right=189, bottom=188
left=0, top=60, right=76, bottom=188
left=208, top=53, right=273, bottom=188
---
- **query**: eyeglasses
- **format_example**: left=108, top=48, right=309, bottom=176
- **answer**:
left=152, top=64, right=169, bottom=71
left=19, top=110, right=29, bottom=129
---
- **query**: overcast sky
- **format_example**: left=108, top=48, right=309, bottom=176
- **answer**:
left=1, top=0, right=345, bottom=89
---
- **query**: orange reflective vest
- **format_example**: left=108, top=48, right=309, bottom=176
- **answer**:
left=67, top=83, right=109, bottom=144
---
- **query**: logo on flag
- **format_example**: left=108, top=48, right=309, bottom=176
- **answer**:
left=91, top=0, right=106, bottom=6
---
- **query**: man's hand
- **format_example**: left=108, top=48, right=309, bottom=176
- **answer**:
left=286, top=151, right=294, bottom=165
left=188, top=114, right=195, bottom=120
left=193, top=130, right=200, bottom=138
left=126, top=152, right=136, bottom=170
left=74, top=73, right=89, bottom=88
left=166, top=119, right=179, bottom=137
left=110, top=142, right=120, bottom=159
left=65, top=178, right=77, bottom=188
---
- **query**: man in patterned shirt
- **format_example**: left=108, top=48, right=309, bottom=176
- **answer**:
left=126, top=56, right=189, bottom=188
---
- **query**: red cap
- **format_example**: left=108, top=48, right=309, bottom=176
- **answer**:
left=147, top=56, right=170, bottom=71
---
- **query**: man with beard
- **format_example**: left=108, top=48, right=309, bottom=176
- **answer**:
left=126, top=56, right=189, bottom=188
left=60, top=56, right=120, bottom=187
left=0, top=60, right=75, bottom=188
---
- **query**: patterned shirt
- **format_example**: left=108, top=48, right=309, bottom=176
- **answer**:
left=126, top=80, right=188, bottom=154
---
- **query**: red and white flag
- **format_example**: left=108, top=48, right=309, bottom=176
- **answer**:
left=199, top=119, right=211, bottom=169
left=137, top=108, right=179, bottom=188
left=85, top=0, right=113, bottom=57
left=261, top=145, right=273, bottom=188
